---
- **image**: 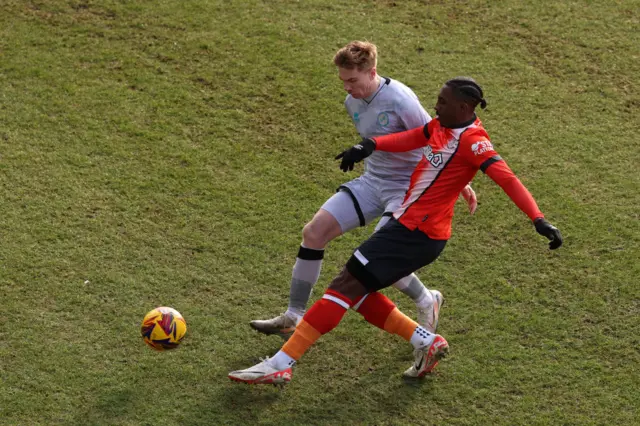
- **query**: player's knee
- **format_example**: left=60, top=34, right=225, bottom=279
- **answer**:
left=302, top=220, right=330, bottom=248
left=346, top=254, right=386, bottom=291
left=328, top=267, right=368, bottom=301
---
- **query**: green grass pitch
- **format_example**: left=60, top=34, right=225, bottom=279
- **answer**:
left=1, top=1, right=638, bottom=425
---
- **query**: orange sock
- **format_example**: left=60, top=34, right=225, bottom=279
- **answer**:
left=281, top=291, right=351, bottom=360
left=281, top=319, right=322, bottom=360
left=355, top=292, right=417, bottom=342
left=383, top=308, right=418, bottom=342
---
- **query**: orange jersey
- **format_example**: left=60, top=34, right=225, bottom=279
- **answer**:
left=373, top=116, right=543, bottom=240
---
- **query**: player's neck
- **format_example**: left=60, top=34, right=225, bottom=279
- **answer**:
left=364, top=75, right=382, bottom=99
left=444, top=114, right=477, bottom=129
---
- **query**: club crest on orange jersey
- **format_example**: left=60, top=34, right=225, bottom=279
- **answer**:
left=424, top=145, right=443, bottom=167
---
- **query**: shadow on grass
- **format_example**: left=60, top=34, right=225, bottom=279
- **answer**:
left=186, top=322, right=444, bottom=425
left=187, top=361, right=439, bottom=426
left=69, top=388, right=137, bottom=426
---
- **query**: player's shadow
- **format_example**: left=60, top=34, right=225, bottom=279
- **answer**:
left=212, top=366, right=436, bottom=426
left=188, top=304, right=443, bottom=425
left=190, top=337, right=437, bottom=426
left=68, top=388, right=137, bottom=426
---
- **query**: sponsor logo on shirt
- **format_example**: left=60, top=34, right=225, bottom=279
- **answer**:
left=471, top=140, right=494, bottom=156
left=353, top=112, right=360, bottom=123
left=424, top=145, right=443, bottom=167
left=377, top=112, right=390, bottom=127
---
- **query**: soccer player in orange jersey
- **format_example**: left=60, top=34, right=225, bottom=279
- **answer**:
left=250, top=41, right=476, bottom=339
left=229, top=77, right=562, bottom=385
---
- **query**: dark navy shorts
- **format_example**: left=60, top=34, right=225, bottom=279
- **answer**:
left=346, top=218, right=447, bottom=292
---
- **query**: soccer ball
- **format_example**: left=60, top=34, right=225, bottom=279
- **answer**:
left=141, top=307, right=187, bottom=351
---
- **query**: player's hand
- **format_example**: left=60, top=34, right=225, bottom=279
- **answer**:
left=460, top=184, right=477, bottom=215
left=534, top=218, right=563, bottom=250
left=335, top=138, right=376, bottom=172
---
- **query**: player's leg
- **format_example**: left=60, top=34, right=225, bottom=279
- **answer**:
left=230, top=268, right=366, bottom=385
left=393, top=274, right=443, bottom=333
left=283, top=180, right=380, bottom=320
left=250, top=179, right=379, bottom=339
left=375, top=209, right=443, bottom=333
left=248, top=208, right=342, bottom=339
left=229, top=270, right=445, bottom=385
left=229, top=219, right=448, bottom=384
left=346, top=218, right=449, bottom=377
left=289, top=209, right=340, bottom=311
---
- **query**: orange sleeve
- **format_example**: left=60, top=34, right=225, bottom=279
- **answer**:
left=485, top=160, right=544, bottom=222
left=373, top=125, right=429, bottom=152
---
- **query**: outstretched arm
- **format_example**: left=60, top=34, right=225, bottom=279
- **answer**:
left=484, top=160, right=543, bottom=221
left=373, top=125, right=430, bottom=152
left=484, top=160, right=563, bottom=249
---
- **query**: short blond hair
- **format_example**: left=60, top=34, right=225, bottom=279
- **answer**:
left=333, top=41, right=378, bottom=71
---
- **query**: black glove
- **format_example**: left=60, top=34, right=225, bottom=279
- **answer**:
left=335, top=138, right=376, bottom=172
left=534, top=218, right=563, bottom=250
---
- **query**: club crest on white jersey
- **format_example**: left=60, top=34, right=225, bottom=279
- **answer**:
left=377, top=112, right=390, bottom=127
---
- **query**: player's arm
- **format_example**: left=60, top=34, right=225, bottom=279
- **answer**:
left=461, top=135, right=562, bottom=249
left=483, top=158, right=543, bottom=221
left=483, top=158, right=563, bottom=249
left=372, top=125, right=431, bottom=152
left=335, top=124, right=431, bottom=172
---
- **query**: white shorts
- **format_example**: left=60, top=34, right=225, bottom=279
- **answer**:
left=321, top=174, right=410, bottom=234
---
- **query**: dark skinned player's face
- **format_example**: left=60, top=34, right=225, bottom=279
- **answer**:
left=434, top=85, right=468, bottom=128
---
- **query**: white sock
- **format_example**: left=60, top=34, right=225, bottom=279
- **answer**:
left=268, top=350, right=296, bottom=370
left=409, top=325, right=436, bottom=349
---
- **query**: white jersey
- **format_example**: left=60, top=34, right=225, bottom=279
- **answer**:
left=344, top=77, right=431, bottom=183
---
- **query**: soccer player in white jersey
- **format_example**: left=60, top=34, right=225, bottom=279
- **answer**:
left=250, top=41, right=476, bottom=339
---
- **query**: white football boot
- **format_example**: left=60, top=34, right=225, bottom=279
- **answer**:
left=249, top=313, right=297, bottom=340
left=228, top=357, right=293, bottom=385
left=402, top=334, right=449, bottom=378
left=417, top=290, right=444, bottom=333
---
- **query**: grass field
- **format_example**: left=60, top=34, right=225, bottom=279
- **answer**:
left=1, top=1, right=639, bottom=425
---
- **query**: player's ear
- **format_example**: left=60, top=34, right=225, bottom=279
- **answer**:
left=369, top=66, right=377, bottom=79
